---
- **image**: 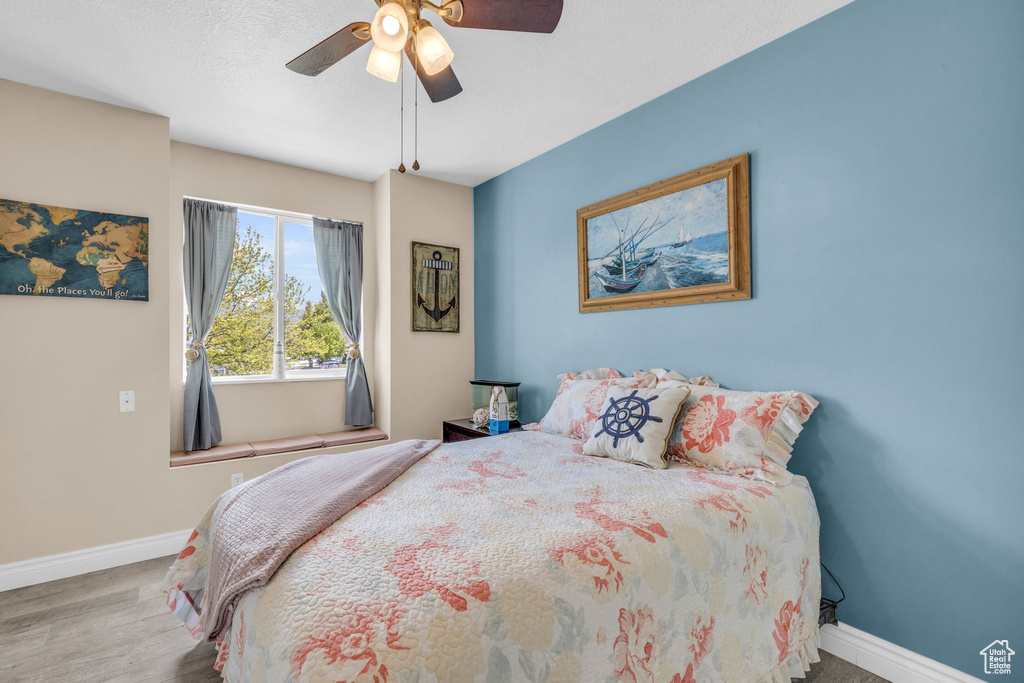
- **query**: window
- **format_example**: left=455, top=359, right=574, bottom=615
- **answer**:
left=202, top=204, right=347, bottom=382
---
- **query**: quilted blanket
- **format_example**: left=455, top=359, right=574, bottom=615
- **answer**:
left=164, top=431, right=821, bottom=682
left=199, top=439, right=439, bottom=642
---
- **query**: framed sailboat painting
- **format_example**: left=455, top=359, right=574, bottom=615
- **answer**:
left=577, top=153, right=750, bottom=313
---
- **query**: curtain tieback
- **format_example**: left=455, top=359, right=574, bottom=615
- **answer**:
left=347, top=342, right=360, bottom=360
left=185, top=338, right=205, bottom=362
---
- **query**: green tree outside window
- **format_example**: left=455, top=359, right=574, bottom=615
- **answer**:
left=204, top=225, right=346, bottom=376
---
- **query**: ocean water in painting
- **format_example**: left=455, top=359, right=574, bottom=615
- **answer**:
left=586, top=178, right=729, bottom=298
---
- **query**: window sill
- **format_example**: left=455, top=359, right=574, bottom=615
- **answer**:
left=208, top=371, right=347, bottom=386
left=170, top=427, right=387, bottom=468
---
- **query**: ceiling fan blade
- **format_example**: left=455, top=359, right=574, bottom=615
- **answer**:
left=286, top=22, right=372, bottom=76
left=405, top=46, right=463, bottom=103
left=444, top=0, right=563, bottom=33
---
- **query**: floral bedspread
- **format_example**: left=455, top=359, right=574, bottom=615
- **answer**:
left=163, top=432, right=821, bottom=682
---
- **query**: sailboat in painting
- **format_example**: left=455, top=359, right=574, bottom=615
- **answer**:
left=607, top=246, right=658, bottom=271
left=593, top=262, right=647, bottom=293
left=671, top=220, right=693, bottom=248
left=594, top=222, right=660, bottom=293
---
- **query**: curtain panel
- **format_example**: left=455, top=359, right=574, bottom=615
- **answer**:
left=182, top=198, right=237, bottom=451
left=312, top=218, right=373, bottom=427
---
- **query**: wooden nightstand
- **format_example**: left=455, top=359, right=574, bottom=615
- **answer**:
left=442, top=418, right=524, bottom=443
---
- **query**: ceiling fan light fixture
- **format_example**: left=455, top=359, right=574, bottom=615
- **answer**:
left=413, top=20, right=454, bottom=76
left=370, top=1, right=409, bottom=53
left=366, top=45, right=402, bottom=82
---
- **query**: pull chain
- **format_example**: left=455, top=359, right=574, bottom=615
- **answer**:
left=398, top=56, right=406, bottom=173
left=412, top=47, right=420, bottom=171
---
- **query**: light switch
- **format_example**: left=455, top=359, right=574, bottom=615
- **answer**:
left=119, top=390, right=135, bottom=413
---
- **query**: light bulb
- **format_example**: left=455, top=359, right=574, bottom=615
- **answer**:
left=413, top=20, right=454, bottom=76
left=366, top=45, right=401, bottom=82
left=370, top=1, right=409, bottom=53
left=382, top=14, right=400, bottom=36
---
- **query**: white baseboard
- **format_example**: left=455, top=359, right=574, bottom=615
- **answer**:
left=0, top=529, right=191, bottom=592
left=820, top=622, right=984, bottom=683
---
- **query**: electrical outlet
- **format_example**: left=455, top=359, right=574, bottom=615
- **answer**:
left=231, top=473, right=244, bottom=488
left=119, top=391, right=135, bottom=413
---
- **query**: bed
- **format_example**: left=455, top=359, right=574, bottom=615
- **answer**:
left=164, top=431, right=821, bottom=682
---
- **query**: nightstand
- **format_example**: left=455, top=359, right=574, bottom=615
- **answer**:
left=442, top=418, right=525, bottom=443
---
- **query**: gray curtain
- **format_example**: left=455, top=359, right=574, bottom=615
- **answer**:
left=183, top=199, right=237, bottom=451
left=312, top=218, right=373, bottom=426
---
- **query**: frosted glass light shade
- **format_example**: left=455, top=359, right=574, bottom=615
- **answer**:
left=366, top=45, right=402, bottom=82
left=413, top=21, right=454, bottom=75
left=370, top=1, right=409, bottom=53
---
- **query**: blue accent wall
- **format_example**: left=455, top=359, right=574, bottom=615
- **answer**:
left=474, top=0, right=1023, bottom=675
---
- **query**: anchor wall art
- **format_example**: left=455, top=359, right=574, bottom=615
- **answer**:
left=577, top=154, right=750, bottom=313
left=411, top=241, right=460, bottom=333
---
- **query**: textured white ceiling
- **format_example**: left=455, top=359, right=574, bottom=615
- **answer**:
left=0, top=0, right=851, bottom=186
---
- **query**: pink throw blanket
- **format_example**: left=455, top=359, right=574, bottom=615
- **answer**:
left=198, top=438, right=438, bottom=642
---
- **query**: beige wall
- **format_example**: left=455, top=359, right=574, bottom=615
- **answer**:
left=0, top=80, right=473, bottom=565
left=1, top=78, right=175, bottom=563
left=380, top=171, right=475, bottom=441
left=372, top=173, right=394, bottom=439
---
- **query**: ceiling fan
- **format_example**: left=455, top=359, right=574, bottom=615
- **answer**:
left=286, top=0, right=564, bottom=103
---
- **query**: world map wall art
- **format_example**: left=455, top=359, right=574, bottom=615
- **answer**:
left=577, top=154, right=750, bottom=313
left=0, top=197, right=149, bottom=301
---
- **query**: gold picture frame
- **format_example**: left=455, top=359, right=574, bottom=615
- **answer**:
left=577, top=153, right=750, bottom=313
left=411, top=241, right=460, bottom=332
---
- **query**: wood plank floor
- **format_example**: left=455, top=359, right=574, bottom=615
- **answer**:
left=0, top=556, right=888, bottom=682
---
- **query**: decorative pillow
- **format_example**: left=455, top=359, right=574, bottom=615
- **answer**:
left=557, top=367, right=623, bottom=382
left=527, top=373, right=656, bottom=440
left=583, top=386, right=691, bottom=469
left=642, top=368, right=719, bottom=387
left=665, top=387, right=818, bottom=484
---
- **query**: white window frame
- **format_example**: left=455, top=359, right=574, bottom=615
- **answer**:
left=184, top=197, right=348, bottom=385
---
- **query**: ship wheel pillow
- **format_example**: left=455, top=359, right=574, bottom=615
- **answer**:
left=661, top=384, right=819, bottom=484
left=582, top=385, right=692, bottom=469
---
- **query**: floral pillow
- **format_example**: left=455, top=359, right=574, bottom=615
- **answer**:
left=641, top=368, right=719, bottom=387
left=583, top=386, right=691, bottom=469
left=665, top=386, right=818, bottom=484
left=557, top=367, right=623, bottom=382
left=526, top=373, right=656, bottom=440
